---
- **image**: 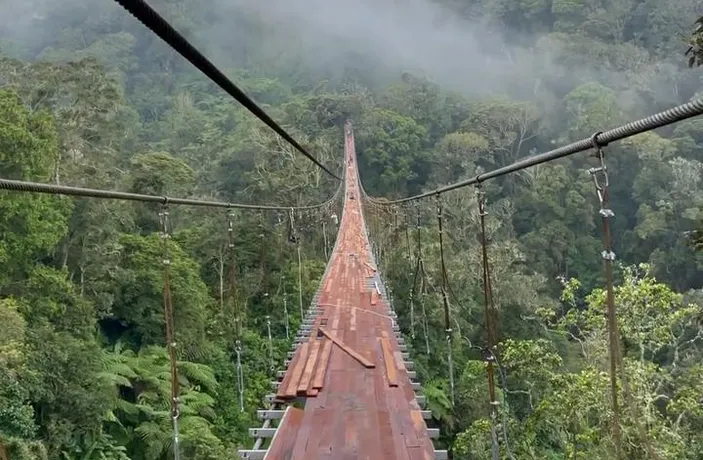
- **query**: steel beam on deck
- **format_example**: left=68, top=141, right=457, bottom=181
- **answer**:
left=248, top=427, right=277, bottom=438
left=257, top=409, right=285, bottom=420
left=238, top=450, right=266, bottom=459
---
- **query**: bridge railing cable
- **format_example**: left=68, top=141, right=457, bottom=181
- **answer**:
left=0, top=177, right=343, bottom=211
left=366, top=98, right=703, bottom=204
left=113, top=0, right=341, bottom=181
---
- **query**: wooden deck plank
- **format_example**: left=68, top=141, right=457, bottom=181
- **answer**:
left=381, top=337, right=399, bottom=387
left=264, top=406, right=305, bottom=460
left=312, top=339, right=332, bottom=390
left=276, top=341, right=307, bottom=399
left=298, top=339, right=321, bottom=395
left=319, top=327, right=375, bottom=369
left=281, top=342, right=309, bottom=398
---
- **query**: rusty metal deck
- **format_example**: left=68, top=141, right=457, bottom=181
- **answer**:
left=241, top=126, right=443, bottom=460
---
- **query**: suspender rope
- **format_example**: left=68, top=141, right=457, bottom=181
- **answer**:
left=277, top=212, right=290, bottom=340
left=226, top=208, right=244, bottom=412
left=409, top=255, right=420, bottom=341
left=420, top=272, right=430, bottom=356
left=476, top=185, right=500, bottom=460
left=404, top=205, right=413, bottom=264
left=415, top=204, right=431, bottom=356
left=322, top=218, right=329, bottom=260
left=235, top=339, right=244, bottom=412
left=259, top=212, right=268, bottom=291
left=266, top=315, right=274, bottom=374
left=283, top=280, right=290, bottom=340
left=227, top=208, right=240, bottom=337
left=587, top=134, right=623, bottom=458
left=289, top=208, right=304, bottom=320
left=436, top=193, right=455, bottom=406
left=297, top=242, right=304, bottom=320
left=159, top=204, right=181, bottom=460
left=406, top=206, right=417, bottom=340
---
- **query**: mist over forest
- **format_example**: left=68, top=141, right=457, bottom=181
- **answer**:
left=1, top=0, right=703, bottom=459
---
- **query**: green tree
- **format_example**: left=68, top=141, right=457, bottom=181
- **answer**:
left=0, top=90, right=70, bottom=287
left=356, top=108, right=429, bottom=196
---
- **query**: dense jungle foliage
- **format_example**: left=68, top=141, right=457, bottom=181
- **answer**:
left=1, top=0, right=703, bottom=458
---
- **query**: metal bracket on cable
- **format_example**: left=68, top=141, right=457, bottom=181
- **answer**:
left=476, top=183, right=488, bottom=217
left=227, top=208, right=235, bottom=248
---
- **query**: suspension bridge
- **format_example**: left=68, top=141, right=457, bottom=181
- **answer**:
left=3, top=1, right=703, bottom=459
left=238, top=123, right=442, bottom=459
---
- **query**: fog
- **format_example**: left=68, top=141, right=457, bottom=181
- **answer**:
left=213, top=0, right=516, bottom=94
left=0, top=0, right=558, bottom=94
left=0, top=0, right=693, bottom=109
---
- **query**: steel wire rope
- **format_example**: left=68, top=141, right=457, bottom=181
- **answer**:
left=273, top=213, right=290, bottom=340
left=414, top=204, right=432, bottom=355
left=463, top=337, right=517, bottom=460
left=587, top=135, right=660, bottom=460
left=225, top=208, right=245, bottom=412
left=436, top=193, right=455, bottom=406
left=477, top=184, right=501, bottom=460
left=112, top=0, right=340, bottom=181
left=159, top=205, right=181, bottom=459
left=0, top=175, right=344, bottom=211
left=428, top=202, right=467, bottom=336
left=361, top=98, right=703, bottom=204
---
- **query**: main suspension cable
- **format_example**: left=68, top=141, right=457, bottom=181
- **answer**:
left=113, top=0, right=340, bottom=181
left=367, top=98, right=703, bottom=204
